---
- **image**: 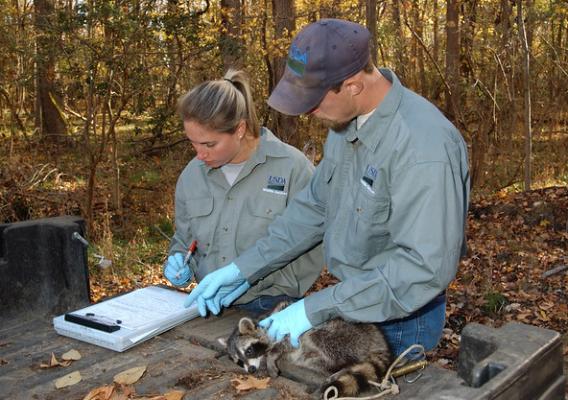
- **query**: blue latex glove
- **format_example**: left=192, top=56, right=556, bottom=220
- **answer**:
left=183, top=262, right=251, bottom=316
left=259, top=299, right=312, bottom=348
left=163, top=253, right=192, bottom=287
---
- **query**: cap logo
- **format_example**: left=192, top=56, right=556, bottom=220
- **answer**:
left=287, top=44, right=308, bottom=77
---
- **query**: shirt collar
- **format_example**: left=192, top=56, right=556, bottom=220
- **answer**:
left=343, top=68, right=404, bottom=152
left=201, top=127, right=286, bottom=173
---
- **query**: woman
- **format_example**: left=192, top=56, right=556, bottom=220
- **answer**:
left=163, top=69, right=322, bottom=315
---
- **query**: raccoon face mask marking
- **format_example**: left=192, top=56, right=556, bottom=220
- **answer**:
left=219, top=317, right=271, bottom=375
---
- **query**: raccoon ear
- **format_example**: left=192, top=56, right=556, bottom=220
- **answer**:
left=217, top=337, right=228, bottom=348
left=238, top=317, right=257, bottom=335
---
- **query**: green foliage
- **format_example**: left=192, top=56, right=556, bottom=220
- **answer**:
left=483, top=291, right=508, bottom=315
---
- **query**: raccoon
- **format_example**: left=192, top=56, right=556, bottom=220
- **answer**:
left=218, top=303, right=393, bottom=398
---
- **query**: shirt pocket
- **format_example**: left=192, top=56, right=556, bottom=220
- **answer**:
left=185, top=196, right=214, bottom=267
left=248, top=190, right=287, bottom=219
left=314, top=158, right=336, bottom=206
left=238, top=191, right=287, bottom=251
left=346, top=186, right=391, bottom=265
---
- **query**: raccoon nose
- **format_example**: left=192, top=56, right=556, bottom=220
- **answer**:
left=248, top=365, right=257, bottom=374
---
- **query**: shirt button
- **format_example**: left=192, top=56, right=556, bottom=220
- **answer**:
left=227, top=196, right=233, bottom=200
left=356, top=207, right=362, bottom=213
left=221, top=256, right=226, bottom=262
left=266, top=209, right=272, bottom=215
left=223, top=226, right=228, bottom=232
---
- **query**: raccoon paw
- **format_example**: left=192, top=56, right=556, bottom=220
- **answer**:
left=266, top=356, right=281, bottom=378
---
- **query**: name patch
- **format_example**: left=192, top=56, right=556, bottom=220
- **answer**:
left=361, top=165, right=378, bottom=194
left=267, top=175, right=286, bottom=191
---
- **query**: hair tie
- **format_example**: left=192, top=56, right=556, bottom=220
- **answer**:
left=224, top=78, right=233, bottom=85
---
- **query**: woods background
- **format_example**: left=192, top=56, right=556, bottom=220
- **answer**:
left=2, top=0, right=568, bottom=228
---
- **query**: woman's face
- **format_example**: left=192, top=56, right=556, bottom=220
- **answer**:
left=184, top=120, right=246, bottom=168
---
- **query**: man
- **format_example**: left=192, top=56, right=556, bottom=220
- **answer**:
left=185, top=19, right=470, bottom=356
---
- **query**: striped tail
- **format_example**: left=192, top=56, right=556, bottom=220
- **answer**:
left=321, top=358, right=390, bottom=399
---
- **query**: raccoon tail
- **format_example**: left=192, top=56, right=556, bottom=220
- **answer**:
left=320, top=358, right=390, bottom=399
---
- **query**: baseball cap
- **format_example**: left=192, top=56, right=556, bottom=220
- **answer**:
left=267, top=19, right=371, bottom=116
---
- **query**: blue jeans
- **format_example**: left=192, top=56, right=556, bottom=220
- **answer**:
left=378, top=292, right=446, bottom=358
left=237, top=295, right=299, bottom=317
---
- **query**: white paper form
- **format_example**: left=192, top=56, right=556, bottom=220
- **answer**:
left=53, top=286, right=199, bottom=352
left=75, top=286, right=189, bottom=330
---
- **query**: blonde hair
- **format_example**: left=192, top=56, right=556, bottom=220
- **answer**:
left=177, top=69, right=260, bottom=137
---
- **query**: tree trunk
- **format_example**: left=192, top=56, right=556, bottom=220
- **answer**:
left=391, top=0, right=406, bottom=81
left=34, top=0, right=67, bottom=140
left=517, top=0, right=532, bottom=191
left=220, top=0, right=243, bottom=70
left=431, top=0, right=441, bottom=100
left=319, top=0, right=341, bottom=18
left=411, top=0, right=426, bottom=93
left=444, top=0, right=460, bottom=121
left=366, top=0, right=378, bottom=65
left=269, top=0, right=298, bottom=147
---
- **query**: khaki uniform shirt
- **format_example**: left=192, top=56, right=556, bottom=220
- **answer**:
left=169, top=128, right=323, bottom=304
left=236, top=69, right=470, bottom=325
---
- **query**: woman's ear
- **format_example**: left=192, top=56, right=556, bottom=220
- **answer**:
left=236, top=119, right=247, bottom=139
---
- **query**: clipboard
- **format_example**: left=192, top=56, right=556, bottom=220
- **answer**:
left=53, top=286, right=199, bottom=352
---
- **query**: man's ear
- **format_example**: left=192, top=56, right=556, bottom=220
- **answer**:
left=218, top=337, right=228, bottom=348
left=345, top=80, right=364, bottom=96
left=238, top=317, right=257, bottom=335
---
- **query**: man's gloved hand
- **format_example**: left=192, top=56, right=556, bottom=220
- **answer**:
left=163, top=253, right=192, bottom=287
left=259, top=299, right=312, bottom=348
left=183, top=262, right=251, bottom=316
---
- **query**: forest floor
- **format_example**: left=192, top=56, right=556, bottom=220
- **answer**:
left=1, top=134, right=567, bottom=384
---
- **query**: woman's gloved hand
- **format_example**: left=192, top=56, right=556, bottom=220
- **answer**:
left=163, top=253, right=192, bottom=287
left=184, top=262, right=250, bottom=316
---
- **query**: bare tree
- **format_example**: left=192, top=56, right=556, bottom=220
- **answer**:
left=517, top=0, right=532, bottom=191
left=268, top=0, right=299, bottom=147
left=34, top=0, right=67, bottom=140
left=445, top=0, right=460, bottom=121
left=220, top=0, right=243, bottom=70
left=391, top=0, right=406, bottom=81
left=366, top=0, right=378, bottom=65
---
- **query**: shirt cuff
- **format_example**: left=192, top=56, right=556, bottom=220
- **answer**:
left=304, top=286, right=339, bottom=326
left=234, top=247, right=267, bottom=284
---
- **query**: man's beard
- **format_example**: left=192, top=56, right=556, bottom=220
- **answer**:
left=319, top=117, right=353, bottom=133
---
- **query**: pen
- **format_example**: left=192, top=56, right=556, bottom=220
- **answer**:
left=176, top=240, right=198, bottom=280
left=183, top=240, right=198, bottom=266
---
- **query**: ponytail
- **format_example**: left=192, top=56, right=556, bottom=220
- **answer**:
left=177, top=69, right=260, bottom=137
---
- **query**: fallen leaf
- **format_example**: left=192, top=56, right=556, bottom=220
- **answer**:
left=231, top=375, right=270, bottom=392
left=108, top=390, right=129, bottom=400
left=41, top=352, right=60, bottom=368
left=55, top=371, right=82, bottom=388
left=113, top=365, right=147, bottom=385
left=62, top=349, right=82, bottom=361
left=163, top=390, right=185, bottom=400
left=82, top=384, right=114, bottom=400
left=114, top=384, right=136, bottom=398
